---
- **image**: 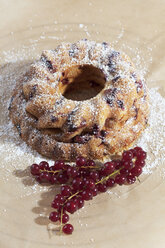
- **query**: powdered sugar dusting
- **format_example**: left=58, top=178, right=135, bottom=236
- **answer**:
left=136, top=87, right=165, bottom=174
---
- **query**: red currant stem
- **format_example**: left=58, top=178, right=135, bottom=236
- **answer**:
left=40, top=169, right=61, bottom=174
left=96, top=168, right=121, bottom=185
left=137, top=177, right=140, bottom=183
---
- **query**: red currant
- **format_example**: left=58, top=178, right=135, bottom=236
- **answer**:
left=133, top=146, right=143, bottom=155
left=72, top=177, right=83, bottom=190
left=127, top=175, right=136, bottom=184
left=61, top=213, right=69, bottom=224
left=50, top=174, right=58, bottom=184
left=102, top=162, right=115, bottom=175
left=86, top=159, right=96, bottom=167
left=106, top=178, right=115, bottom=187
left=123, top=161, right=133, bottom=170
left=122, top=150, right=133, bottom=161
left=54, top=194, right=65, bottom=203
left=136, top=151, right=147, bottom=161
left=81, top=189, right=93, bottom=201
left=57, top=172, right=69, bottom=184
left=114, top=160, right=122, bottom=169
left=67, top=166, right=79, bottom=178
left=89, top=171, right=99, bottom=181
left=76, top=156, right=86, bottom=167
left=61, top=185, right=72, bottom=197
left=135, top=159, right=145, bottom=167
left=115, top=174, right=126, bottom=185
left=54, top=160, right=65, bottom=170
left=97, top=183, right=107, bottom=192
left=49, top=211, right=59, bottom=222
left=39, top=161, right=49, bottom=170
left=84, top=179, right=95, bottom=190
left=120, top=168, right=129, bottom=175
left=30, top=164, right=40, bottom=175
left=66, top=200, right=78, bottom=214
left=92, top=186, right=98, bottom=196
left=130, top=166, right=142, bottom=177
left=77, top=197, right=84, bottom=209
left=51, top=199, right=62, bottom=209
left=39, top=171, right=51, bottom=182
left=62, top=223, right=74, bottom=234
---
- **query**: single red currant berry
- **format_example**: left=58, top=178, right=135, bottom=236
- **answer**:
left=67, top=166, right=78, bottom=178
left=70, top=167, right=79, bottom=178
left=129, top=149, right=136, bottom=157
left=54, top=194, right=65, bottom=203
left=51, top=199, right=61, bottom=209
left=127, top=175, right=136, bottom=184
left=49, top=211, right=59, bottom=222
left=30, top=164, right=40, bottom=175
left=62, top=224, right=74, bottom=234
left=85, top=179, right=95, bottom=190
left=92, top=186, right=98, bottom=196
left=123, top=161, right=133, bottom=170
left=39, top=161, right=49, bottom=170
left=80, top=169, right=90, bottom=177
left=61, top=185, right=72, bottom=197
left=61, top=213, right=69, bottom=224
left=115, top=174, right=126, bottom=185
left=122, top=151, right=133, bottom=161
left=97, top=183, right=107, bottom=192
left=136, top=151, right=147, bottom=161
left=86, top=159, right=96, bottom=167
left=130, top=166, right=142, bottom=177
left=77, top=197, right=84, bottom=209
left=135, top=159, right=145, bottom=167
left=54, top=160, right=65, bottom=170
left=39, top=171, right=51, bottom=182
left=50, top=174, right=58, bottom=184
left=72, top=177, right=83, bottom=190
left=106, top=178, right=115, bottom=187
left=89, top=171, right=99, bottom=181
left=57, top=172, right=69, bottom=184
left=103, top=162, right=115, bottom=175
left=120, top=168, right=129, bottom=175
left=114, top=160, right=122, bottom=169
left=133, top=146, right=143, bottom=155
left=66, top=200, right=78, bottom=214
left=82, top=189, right=93, bottom=201
left=76, top=156, right=86, bottom=167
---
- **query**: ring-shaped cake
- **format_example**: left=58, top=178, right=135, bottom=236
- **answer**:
left=9, top=40, right=149, bottom=160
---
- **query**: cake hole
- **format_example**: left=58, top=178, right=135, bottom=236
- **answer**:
left=62, top=65, right=106, bottom=101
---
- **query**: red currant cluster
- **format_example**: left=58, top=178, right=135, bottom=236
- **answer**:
left=30, top=146, right=147, bottom=235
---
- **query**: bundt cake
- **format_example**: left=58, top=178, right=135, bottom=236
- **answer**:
left=9, top=40, right=149, bottom=161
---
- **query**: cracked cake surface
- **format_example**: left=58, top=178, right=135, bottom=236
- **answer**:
left=9, top=40, right=149, bottom=161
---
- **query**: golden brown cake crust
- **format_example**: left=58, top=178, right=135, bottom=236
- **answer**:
left=9, top=40, right=149, bottom=161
